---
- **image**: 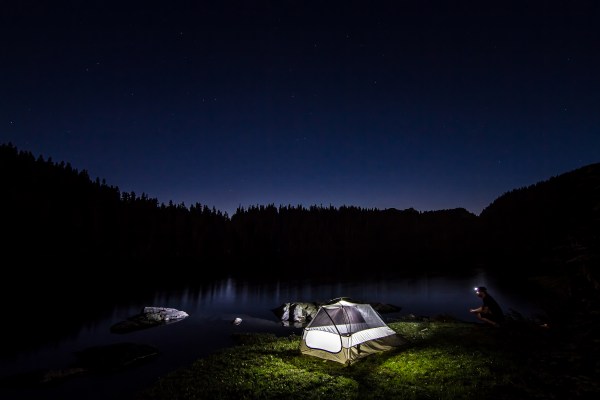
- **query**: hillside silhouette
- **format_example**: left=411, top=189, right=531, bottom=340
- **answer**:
left=480, top=162, right=600, bottom=275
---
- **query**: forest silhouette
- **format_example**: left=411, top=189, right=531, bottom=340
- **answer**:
left=2, top=142, right=598, bottom=282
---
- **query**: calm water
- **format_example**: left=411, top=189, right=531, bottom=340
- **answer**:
left=0, top=270, right=543, bottom=400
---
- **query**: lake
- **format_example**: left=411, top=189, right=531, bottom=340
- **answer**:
left=0, top=270, right=544, bottom=400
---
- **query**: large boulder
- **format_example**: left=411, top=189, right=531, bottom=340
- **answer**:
left=142, top=307, right=189, bottom=322
left=272, top=301, right=402, bottom=327
left=272, top=302, right=320, bottom=325
left=110, top=306, right=189, bottom=334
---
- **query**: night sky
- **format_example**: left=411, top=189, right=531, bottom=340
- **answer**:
left=2, top=1, right=599, bottom=216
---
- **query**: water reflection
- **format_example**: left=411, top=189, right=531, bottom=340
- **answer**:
left=152, top=270, right=540, bottom=322
left=0, top=271, right=543, bottom=400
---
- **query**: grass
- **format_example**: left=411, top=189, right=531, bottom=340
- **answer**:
left=134, top=315, right=599, bottom=400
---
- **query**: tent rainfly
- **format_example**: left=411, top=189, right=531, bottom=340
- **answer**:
left=300, top=298, right=406, bottom=365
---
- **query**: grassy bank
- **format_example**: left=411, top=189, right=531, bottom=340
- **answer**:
left=135, top=316, right=598, bottom=399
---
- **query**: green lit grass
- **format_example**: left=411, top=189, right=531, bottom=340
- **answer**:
left=136, top=320, right=597, bottom=399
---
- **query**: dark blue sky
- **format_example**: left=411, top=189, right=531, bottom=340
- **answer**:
left=2, top=1, right=599, bottom=216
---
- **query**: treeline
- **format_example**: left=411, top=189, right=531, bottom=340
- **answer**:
left=2, top=142, right=598, bottom=286
left=229, top=204, right=480, bottom=279
left=479, top=162, right=600, bottom=276
left=0, top=143, right=229, bottom=283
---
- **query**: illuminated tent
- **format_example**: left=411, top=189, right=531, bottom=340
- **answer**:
left=300, top=298, right=406, bottom=365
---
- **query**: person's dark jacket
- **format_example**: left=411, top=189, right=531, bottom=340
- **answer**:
left=483, top=294, right=504, bottom=323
